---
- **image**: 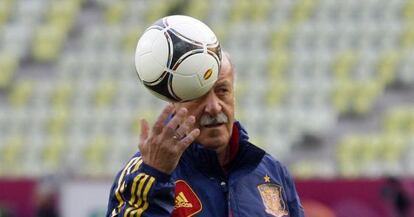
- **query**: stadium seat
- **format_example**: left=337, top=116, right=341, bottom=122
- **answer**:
left=267, top=50, right=290, bottom=79
left=47, top=108, right=70, bottom=135
left=337, top=129, right=411, bottom=177
left=249, top=0, right=272, bottom=22
left=337, top=135, right=361, bottom=177
left=185, top=0, right=210, bottom=21
left=47, top=0, right=81, bottom=31
left=270, top=25, right=294, bottom=50
left=93, top=80, right=118, bottom=107
left=352, top=81, right=382, bottom=115
left=228, top=0, right=251, bottom=23
left=383, top=107, right=412, bottom=134
left=402, top=0, right=414, bottom=23
left=333, top=51, right=358, bottom=80
left=51, top=81, right=75, bottom=108
left=42, top=135, right=66, bottom=172
left=358, top=136, right=381, bottom=176
left=8, top=80, right=34, bottom=108
left=105, top=1, right=127, bottom=24
left=83, top=135, right=110, bottom=176
left=384, top=109, right=401, bottom=133
left=206, top=22, right=228, bottom=44
left=122, top=27, right=144, bottom=53
left=290, top=0, right=317, bottom=24
left=144, top=0, right=176, bottom=25
left=264, top=79, right=288, bottom=107
left=291, top=160, right=335, bottom=178
left=380, top=134, right=406, bottom=174
left=0, top=0, right=13, bottom=26
left=400, top=24, right=414, bottom=48
left=376, top=51, right=401, bottom=85
left=0, top=136, right=24, bottom=176
left=0, top=52, right=18, bottom=89
left=331, top=80, right=353, bottom=114
left=130, top=106, right=159, bottom=135
left=32, top=24, right=67, bottom=61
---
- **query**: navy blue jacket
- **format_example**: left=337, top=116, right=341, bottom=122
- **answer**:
left=106, top=122, right=304, bottom=217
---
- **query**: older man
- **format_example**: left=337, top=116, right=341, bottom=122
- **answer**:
left=106, top=53, right=304, bottom=217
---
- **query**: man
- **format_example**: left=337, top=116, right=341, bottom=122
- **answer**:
left=106, top=53, right=304, bottom=217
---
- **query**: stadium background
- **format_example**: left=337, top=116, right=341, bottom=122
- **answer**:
left=0, top=0, right=414, bottom=216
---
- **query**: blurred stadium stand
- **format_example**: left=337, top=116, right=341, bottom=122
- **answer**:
left=2, top=0, right=414, bottom=217
left=0, top=0, right=414, bottom=177
left=0, top=0, right=414, bottom=180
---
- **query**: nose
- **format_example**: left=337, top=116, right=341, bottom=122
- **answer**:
left=204, top=91, right=222, bottom=115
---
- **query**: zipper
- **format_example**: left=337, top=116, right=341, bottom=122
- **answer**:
left=228, top=189, right=233, bottom=217
left=218, top=180, right=233, bottom=217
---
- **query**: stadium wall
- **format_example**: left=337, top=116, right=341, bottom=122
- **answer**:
left=1, top=178, right=413, bottom=217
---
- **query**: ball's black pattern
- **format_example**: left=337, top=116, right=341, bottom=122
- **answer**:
left=168, top=30, right=204, bottom=70
left=143, top=72, right=180, bottom=101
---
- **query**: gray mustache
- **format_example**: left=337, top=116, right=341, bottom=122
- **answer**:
left=200, top=112, right=228, bottom=126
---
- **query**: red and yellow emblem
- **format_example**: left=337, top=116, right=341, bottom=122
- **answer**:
left=203, top=68, right=213, bottom=80
left=258, top=183, right=289, bottom=217
left=172, top=180, right=202, bottom=217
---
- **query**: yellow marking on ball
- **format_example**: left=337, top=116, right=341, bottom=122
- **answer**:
left=203, top=69, right=213, bottom=80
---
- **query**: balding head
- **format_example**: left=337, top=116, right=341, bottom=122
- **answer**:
left=219, top=51, right=235, bottom=83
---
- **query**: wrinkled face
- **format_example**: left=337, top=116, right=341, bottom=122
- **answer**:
left=174, top=55, right=235, bottom=152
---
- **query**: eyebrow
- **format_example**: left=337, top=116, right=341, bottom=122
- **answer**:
left=215, top=80, right=231, bottom=87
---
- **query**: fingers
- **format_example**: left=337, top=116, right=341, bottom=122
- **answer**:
left=176, top=128, right=200, bottom=150
left=140, top=119, right=149, bottom=142
left=138, top=119, right=149, bottom=150
left=163, top=107, right=188, bottom=136
left=174, top=115, right=195, bottom=139
left=153, top=104, right=175, bottom=135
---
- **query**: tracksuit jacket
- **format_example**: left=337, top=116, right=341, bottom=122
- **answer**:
left=106, top=121, right=305, bottom=217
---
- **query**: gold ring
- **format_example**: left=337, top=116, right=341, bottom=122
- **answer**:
left=173, top=132, right=184, bottom=140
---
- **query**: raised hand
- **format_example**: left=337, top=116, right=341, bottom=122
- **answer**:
left=138, top=104, right=200, bottom=174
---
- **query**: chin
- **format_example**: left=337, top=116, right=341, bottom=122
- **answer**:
left=197, top=133, right=229, bottom=151
left=195, top=122, right=230, bottom=145
left=200, top=139, right=225, bottom=150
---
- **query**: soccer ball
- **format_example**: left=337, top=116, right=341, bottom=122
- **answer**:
left=135, top=15, right=222, bottom=102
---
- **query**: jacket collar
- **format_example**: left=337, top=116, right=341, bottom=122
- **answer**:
left=182, top=121, right=265, bottom=178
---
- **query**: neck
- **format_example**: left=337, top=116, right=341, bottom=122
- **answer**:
left=218, top=124, right=240, bottom=168
left=216, top=145, right=230, bottom=167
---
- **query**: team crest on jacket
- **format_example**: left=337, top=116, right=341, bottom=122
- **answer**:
left=258, top=183, right=289, bottom=217
left=172, top=180, right=202, bottom=217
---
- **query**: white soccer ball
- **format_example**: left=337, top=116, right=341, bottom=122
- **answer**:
left=135, top=15, right=222, bottom=102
